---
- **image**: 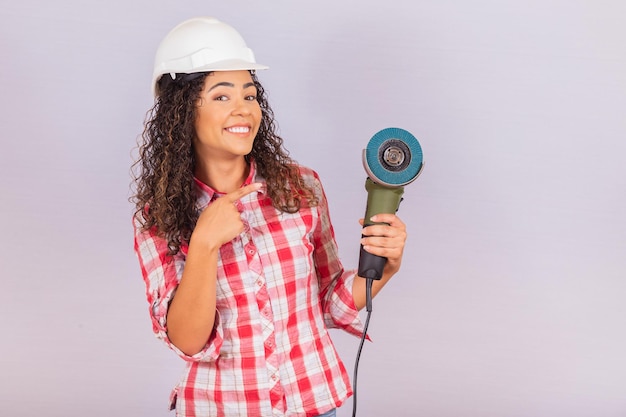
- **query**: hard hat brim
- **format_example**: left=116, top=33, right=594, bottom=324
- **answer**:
left=151, top=59, right=269, bottom=96
left=192, top=58, right=269, bottom=72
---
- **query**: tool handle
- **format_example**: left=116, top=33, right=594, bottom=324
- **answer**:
left=357, top=178, right=404, bottom=280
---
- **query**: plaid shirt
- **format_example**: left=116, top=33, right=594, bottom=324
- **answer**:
left=133, top=164, right=364, bottom=417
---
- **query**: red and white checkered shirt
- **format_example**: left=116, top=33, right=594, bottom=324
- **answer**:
left=133, top=163, right=364, bottom=417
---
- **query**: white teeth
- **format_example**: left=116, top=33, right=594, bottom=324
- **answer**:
left=226, top=126, right=250, bottom=133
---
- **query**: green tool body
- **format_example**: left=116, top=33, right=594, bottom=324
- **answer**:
left=358, top=179, right=404, bottom=279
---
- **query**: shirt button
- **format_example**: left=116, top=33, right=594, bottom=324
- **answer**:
left=271, top=375, right=277, bottom=381
left=256, top=280, right=263, bottom=287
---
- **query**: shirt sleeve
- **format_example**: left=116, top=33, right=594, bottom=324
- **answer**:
left=132, top=216, right=223, bottom=362
left=307, top=170, right=366, bottom=339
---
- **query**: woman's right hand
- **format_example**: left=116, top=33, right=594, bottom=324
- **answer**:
left=190, top=182, right=263, bottom=250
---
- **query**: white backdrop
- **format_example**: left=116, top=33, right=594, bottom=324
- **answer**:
left=1, top=1, right=625, bottom=416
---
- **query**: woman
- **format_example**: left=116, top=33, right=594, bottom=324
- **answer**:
left=132, top=17, right=407, bottom=417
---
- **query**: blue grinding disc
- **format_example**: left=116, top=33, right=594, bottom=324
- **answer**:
left=364, top=127, right=423, bottom=186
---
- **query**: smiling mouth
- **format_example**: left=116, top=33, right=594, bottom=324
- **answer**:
left=226, top=126, right=251, bottom=134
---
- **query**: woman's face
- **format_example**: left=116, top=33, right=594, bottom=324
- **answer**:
left=193, top=70, right=262, bottom=162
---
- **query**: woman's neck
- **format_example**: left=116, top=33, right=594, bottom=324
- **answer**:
left=195, top=157, right=249, bottom=193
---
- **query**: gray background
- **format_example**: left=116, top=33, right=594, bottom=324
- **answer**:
left=1, top=1, right=625, bottom=416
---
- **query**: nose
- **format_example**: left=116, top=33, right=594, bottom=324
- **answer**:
left=232, top=97, right=252, bottom=116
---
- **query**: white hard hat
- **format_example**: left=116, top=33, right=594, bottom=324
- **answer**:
left=152, top=17, right=269, bottom=96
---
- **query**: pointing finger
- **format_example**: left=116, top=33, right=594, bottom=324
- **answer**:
left=226, top=183, right=263, bottom=203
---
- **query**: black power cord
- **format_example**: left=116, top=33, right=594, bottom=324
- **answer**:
left=351, top=277, right=374, bottom=417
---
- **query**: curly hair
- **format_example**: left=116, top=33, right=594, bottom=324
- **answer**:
left=132, top=71, right=317, bottom=255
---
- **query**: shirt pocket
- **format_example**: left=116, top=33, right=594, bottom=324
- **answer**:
left=215, top=239, right=252, bottom=300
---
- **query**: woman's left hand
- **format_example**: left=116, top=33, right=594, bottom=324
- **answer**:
left=359, top=214, right=407, bottom=275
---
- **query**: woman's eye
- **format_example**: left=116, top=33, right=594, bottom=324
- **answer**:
left=245, top=95, right=258, bottom=101
left=214, top=95, right=228, bottom=101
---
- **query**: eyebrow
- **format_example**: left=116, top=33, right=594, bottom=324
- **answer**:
left=207, top=81, right=256, bottom=92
